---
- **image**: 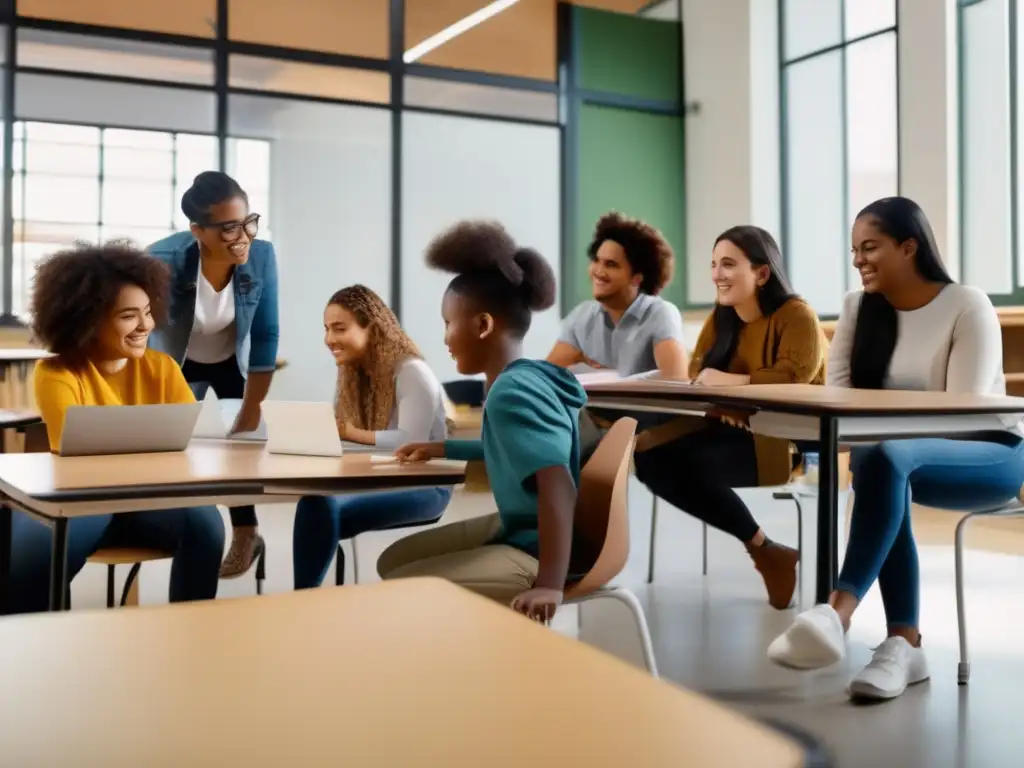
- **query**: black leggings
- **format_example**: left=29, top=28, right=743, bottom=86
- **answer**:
left=633, top=420, right=761, bottom=543
left=182, top=356, right=258, bottom=530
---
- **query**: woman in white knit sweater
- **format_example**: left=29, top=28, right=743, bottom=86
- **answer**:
left=768, top=197, right=1024, bottom=701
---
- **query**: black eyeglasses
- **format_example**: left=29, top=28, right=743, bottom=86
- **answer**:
left=205, top=213, right=260, bottom=242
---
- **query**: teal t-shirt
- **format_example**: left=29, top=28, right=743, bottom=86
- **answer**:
left=444, top=359, right=587, bottom=557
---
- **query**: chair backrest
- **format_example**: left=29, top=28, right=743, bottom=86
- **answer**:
left=23, top=421, right=50, bottom=454
left=565, top=416, right=638, bottom=599
left=442, top=379, right=485, bottom=408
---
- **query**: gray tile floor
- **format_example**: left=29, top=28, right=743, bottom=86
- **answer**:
left=68, top=481, right=1024, bottom=768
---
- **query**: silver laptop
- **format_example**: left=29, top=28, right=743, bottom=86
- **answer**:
left=193, top=390, right=267, bottom=442
left=59, top=403, right=203, bottom=457
left=262, top=401, right=344, bottom=457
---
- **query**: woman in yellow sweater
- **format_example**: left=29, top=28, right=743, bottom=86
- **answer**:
left=7, top=243, right=224, bottom=613
left=633, top=225, right=825, bottom=611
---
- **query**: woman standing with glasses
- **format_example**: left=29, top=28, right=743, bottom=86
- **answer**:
left=148, top=171, right=279, bottom=579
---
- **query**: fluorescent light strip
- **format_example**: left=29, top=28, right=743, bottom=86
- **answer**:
left=404, top=0, right=522, bottom=64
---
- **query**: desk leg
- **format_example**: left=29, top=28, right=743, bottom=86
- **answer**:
left=815, top=416, right=839, bottom=604
left=49, top=518, right=69, bottom=611
left=0, top=505, right=10, bottom=614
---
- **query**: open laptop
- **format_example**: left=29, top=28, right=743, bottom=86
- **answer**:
left=59, top=402, right=203, bottom=457
left=192, top=390, right=267, bottom=442
left=261, top=401, right=346, bottom=458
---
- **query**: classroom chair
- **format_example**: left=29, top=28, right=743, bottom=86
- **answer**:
left=442, top=379, right=484, bottom=408
left=954, top=486, right=1024, bottom=684
left=87, top=548, right=172, bottom=607
left=563, top=416, right=658, bottom=676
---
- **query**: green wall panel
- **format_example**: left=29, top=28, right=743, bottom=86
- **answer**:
left=568, top=103, right=685, bottom=311
left=576, top=7, right=680, bottom=101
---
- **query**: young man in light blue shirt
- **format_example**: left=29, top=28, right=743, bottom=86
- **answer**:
left=548, top=212, right=688, bottom=378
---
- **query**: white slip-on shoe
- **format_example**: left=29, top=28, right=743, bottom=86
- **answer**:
left=848, top=636, right=929, bottom=701
left=767, top=603, right=847, bottom=670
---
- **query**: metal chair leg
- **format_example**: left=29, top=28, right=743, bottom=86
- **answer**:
left=352, top=538, right=360, bottom=585
left=955, top=511, right=974, bottom=685
left=106, top=564, right=116, bottom=609
left=952, top=505, right=1024, bottom=684
left=701, top=523, right=708, bottom=576
left=646, top=497, right=658, bottom=584
left=120, top=563, right=142, bottom=607
left=335, top=542, right=345, bottom=586
left=792, top=493, right=804, bottom=562
left=569, top=588, right=658, bottom=678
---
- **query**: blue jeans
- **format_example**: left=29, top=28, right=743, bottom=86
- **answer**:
left=838, top=434, right=1024, bottom=627
left=293, top=488, right=453, bottom=589
left=8, top=507, right=225, bottom=614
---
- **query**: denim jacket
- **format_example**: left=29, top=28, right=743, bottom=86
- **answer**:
left=146, top=232, right=280, bottom=376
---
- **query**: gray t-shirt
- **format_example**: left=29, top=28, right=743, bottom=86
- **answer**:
left=557, top=293, right=684, bottom=376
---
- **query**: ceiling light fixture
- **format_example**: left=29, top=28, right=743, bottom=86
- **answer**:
left=403, top=0, right=522, bottom=63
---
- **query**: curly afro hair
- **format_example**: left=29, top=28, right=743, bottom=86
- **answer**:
left=31, top=242, right=171, bottom=364
left=588, top=212, right=675, bottom=296
left=425, top=220, right=556, bottom=338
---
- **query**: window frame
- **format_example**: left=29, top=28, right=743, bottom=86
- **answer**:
left=777, top=0, right=900, bottom=320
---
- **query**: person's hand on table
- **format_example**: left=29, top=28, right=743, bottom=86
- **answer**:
left=693, top=368, right=751, bottom=387
left=395, top=442, right=444, bottom=463
left=511, top=587, right=563, bottom=623
left=229, top=405, right=262, bottom=434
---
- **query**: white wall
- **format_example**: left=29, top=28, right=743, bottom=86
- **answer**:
left=681, top=0, right=780, bottom=305
left=401, top=112, right=561, bottom=383
left=229, top=95, right=392, bottom=402
left=899, top=0, right=960, bottom=281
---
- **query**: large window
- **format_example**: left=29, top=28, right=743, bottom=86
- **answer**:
left=11, top=121, right=271, bottom=317
left=780, top=0, right=898, bottom=315
left=959, top=0, right=1021, bottom=303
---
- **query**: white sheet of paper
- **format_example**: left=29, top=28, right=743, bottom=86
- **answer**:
left=572, top=367, right=665, bottom=385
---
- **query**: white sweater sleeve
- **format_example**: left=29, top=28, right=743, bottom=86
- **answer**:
left=373, top=360, right=442, bottom=450
left=826, top=291, right=860, bottom=388
left=945, top=288, right=1004, bottom=394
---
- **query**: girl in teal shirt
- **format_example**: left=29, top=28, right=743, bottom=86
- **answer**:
left=378, top=220, right=586, bottom=623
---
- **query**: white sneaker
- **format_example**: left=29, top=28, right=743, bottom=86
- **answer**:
left=767, top=604, right=846, bottom=670
left=848, top=636, right=929, bottom=700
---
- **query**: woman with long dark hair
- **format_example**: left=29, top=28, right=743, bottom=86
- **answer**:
left=768, top=196, right=1024, bottom=701
left=633, top=225, right=825, bottom=611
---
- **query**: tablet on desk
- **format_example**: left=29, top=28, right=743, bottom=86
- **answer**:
left=261, top=401, right=344, bottom=458
left=59, top=403, right=202, bottom=457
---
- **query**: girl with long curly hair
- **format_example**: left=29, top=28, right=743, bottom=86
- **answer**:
left=291, top=284, right=451, bottom=588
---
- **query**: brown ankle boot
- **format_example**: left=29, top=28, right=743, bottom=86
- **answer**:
left=747, top=541, right=799, bottom=610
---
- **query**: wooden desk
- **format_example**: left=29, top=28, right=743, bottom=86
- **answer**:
left=0, top=441, right=465, bottom=611
left=0, top=348, right=51, bottom=411
left=0, top=579, right=805, bottom=767
left=585, top=380, right=1024, bottom=602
